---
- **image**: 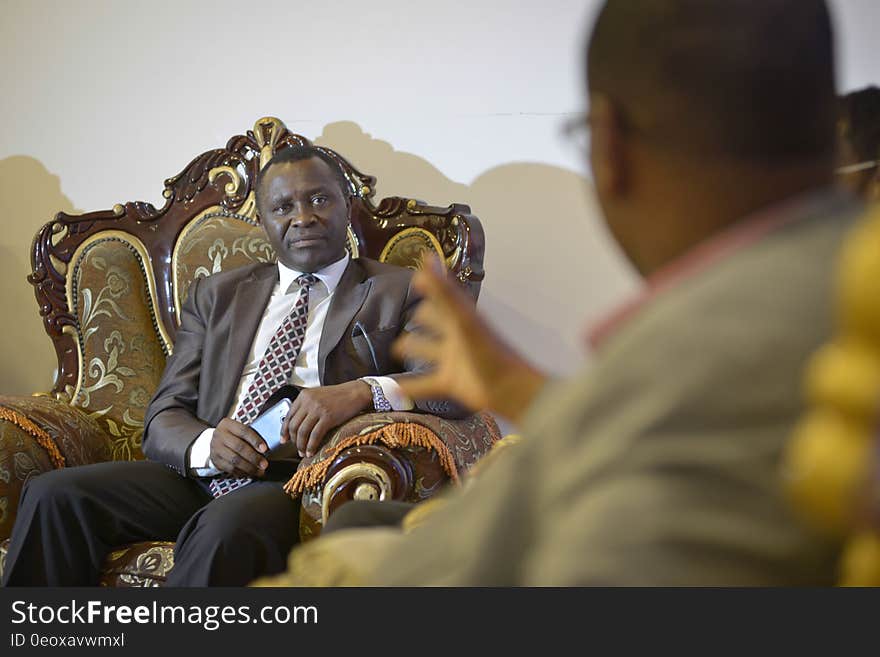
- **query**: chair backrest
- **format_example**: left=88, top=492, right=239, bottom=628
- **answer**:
left=28, top=117, right=485, bottom=460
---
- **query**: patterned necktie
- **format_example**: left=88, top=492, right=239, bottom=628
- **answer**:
left=209, top=273, right=319, bottom=498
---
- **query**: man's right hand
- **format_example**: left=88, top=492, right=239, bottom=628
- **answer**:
left=209, top=418, right=269, bottom=477
left=391, top=254, right=549, bottom=424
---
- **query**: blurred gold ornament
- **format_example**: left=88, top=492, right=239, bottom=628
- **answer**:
left=805, top=338, right=880, bottom=420
left=838, top=206, right=880, bottom=340
left=784, top=408, right=873, bottom=535
left=840, top=532, right=880, bottom=586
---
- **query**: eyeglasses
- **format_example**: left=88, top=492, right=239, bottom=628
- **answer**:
left=560, top=112, right=592, bottom=156
left=835, top=160, right=879, bottom=175
left=560, top=108, right=653, bottom=156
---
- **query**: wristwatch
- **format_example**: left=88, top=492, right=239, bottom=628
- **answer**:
left=361, top=377, right=392, bottom=412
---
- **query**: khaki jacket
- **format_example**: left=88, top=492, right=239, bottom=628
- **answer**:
left=372, top=190, right=861, bottom=585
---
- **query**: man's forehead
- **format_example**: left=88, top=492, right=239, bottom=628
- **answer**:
left=261, top=159, right=336, bottom=196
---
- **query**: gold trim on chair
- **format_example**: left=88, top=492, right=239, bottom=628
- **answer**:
left=208, top=165, right=244, bottom=197
left=254, top=117, right=285, bottom=169
left=321, top=463, right=393, bottom=525
left=378, top=227, right=444, bottom=268
left=345, top=225, right=360, bottom=260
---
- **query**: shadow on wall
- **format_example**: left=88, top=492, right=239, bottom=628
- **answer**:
left=0, top=156, right=78, bottom=395
left=316, top=122, right=638, bottom=376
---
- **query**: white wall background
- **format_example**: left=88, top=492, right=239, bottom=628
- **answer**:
left=1, top=0, right=878, bottom=396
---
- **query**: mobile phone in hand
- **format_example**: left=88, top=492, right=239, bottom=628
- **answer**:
left=248, top=398, right=292, bottom=453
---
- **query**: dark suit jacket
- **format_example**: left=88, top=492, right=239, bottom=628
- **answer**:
left=144, top=257, right=464, bottom=475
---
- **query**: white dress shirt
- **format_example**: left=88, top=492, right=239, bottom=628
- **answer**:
left=189, top=255, right=412, bottom=476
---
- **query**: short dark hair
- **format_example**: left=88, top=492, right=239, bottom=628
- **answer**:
left=255, top=144, right=352, bottom=200
left=839, top=86, right=880, bottom=163
left=586, top=0, right=836, bottom=162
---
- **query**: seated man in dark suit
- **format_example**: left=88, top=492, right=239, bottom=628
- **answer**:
left=1, top=144, right=458, bottom=586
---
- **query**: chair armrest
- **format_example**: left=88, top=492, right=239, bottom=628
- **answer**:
left=284, top=410, right=501, bottom=541
left=0, top=395, right=112, bottom=540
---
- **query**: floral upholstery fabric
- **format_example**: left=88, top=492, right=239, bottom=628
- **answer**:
left=0, top=395, right=111, bottom=539
left=0, top=538, right=176, bottom=587
left=173, top=212, right=275, bottom=317
left=70, top=239, right=168, bottom=461
left=99, top=541, right=176, bottom=587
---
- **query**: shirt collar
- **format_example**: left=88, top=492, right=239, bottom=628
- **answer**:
left=278, top=253, right=350, bottom=296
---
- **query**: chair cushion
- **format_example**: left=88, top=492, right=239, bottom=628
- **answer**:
left=172, top=212, right=274, bottom=320
left=69, top=237, right=169, bottom=460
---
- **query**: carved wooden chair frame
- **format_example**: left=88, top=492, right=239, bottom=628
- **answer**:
left=31, top=116, right=485, bottom=400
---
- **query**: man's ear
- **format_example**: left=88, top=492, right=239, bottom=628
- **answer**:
left=589, top=94, right=629, bottom=198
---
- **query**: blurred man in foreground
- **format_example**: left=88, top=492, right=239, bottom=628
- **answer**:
left=356, top=0, right=863, bottom=585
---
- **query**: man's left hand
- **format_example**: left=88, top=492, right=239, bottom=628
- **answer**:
left=281, top=381, right=374, bottom=458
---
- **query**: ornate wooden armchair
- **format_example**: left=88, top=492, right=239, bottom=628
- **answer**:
left=0, top=117, right=499, bottom=586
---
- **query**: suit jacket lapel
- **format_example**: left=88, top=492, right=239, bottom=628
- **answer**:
left=318, top=258, right=371, bottom=383
left=214, top=264, right=278, bottom=419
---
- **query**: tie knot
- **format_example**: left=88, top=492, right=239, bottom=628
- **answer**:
left=296, top=273, right=319, bottom=290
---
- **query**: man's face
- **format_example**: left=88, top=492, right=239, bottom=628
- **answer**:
left=257, top=157, right=351, bottom=272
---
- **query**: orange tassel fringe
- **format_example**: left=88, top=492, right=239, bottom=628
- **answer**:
left=284, top=421, right=458, bottom=496
left=0, top=406, right=66, bottom=469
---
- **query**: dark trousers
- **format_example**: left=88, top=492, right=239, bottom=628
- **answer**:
left=1, top=460, right=300, bottom=587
